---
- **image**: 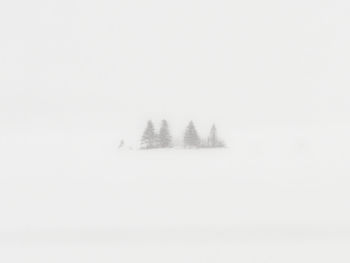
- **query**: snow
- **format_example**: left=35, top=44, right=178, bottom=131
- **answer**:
left=1, top=0, right=350, bottom=261
left=1, top=126, right=350, bottom=262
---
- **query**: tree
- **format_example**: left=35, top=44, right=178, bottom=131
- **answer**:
left=158, top=120, right=172, bottom=148
left=141, top=120, right=157, bottom=149
left=207, top=124, right=225, bottom=148
left=184, top=121, right=201, bottom=148
left=208, top=125, right=218, bottom=147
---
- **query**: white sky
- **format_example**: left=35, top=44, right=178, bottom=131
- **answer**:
left=0, top=0, right=349, bottom=135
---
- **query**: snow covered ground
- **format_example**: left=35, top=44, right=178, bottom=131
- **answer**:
left=0, top=125, right=350, bottom=262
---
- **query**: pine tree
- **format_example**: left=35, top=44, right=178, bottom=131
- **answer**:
left=158, top=120, right=172, bottom=148
left=141, top=120, right=157, bottom=149
left=184, top=121, right=201, bottom=148
left=208, top=124, right=225, bottom=148
left=208, top=125, right=218, bottom=147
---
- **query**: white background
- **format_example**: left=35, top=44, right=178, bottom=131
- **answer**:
left=1, top=0, right=350, bottom=262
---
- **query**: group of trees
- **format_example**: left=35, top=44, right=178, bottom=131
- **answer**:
left=141, top=120, right=172, bottom=149
left=141, top=120, right=225, bottom=149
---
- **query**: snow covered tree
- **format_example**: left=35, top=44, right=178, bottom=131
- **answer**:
left=208, top=125, right=219, bottom=147
left=207, top=124, right=225, bottom=148
left=158, top=120, right=172, bottom=148
left=184, top=121, right=201, bottom=148
left=141, top=120, right=157, bottom=149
